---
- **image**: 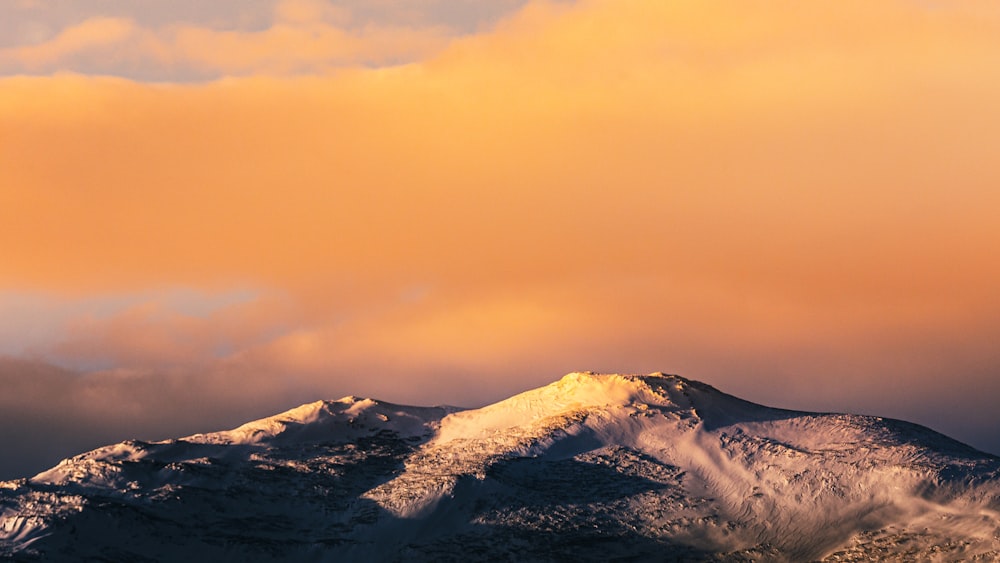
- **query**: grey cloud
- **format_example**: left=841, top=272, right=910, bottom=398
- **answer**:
left=0, top=1, right=275, bottom=48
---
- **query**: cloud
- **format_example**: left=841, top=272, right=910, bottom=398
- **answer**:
left=0, top=1, right=455, bottom=78
left=3, top=0, right=1000, bottom=475
left=45, top=292, right=286, bottom=371
left=167, top=20, right=451, bottom=74
left=0, top=356, right=320, bottom=480
left=274, top=0, right=351, bottom=25
left=0, top=17, right=138, bottom=69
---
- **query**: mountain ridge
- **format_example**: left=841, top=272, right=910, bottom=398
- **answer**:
left=2, top=372, right=999, bottom=561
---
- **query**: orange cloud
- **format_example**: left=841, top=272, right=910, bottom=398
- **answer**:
left=47, top=292, right=291, bottom=369
left=167, top=21, right=451, bottom=74
left=3, top=0, right=1000, bottom=464
left=3, top=0, right=999, bottom=297
left=0, top=17, right=138, bottom=69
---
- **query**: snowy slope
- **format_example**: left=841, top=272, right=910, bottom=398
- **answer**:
left=2, top=373, right=998, bottom=561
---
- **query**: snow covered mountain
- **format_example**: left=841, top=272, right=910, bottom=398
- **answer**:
left=2, top=372, right=999, bottom=561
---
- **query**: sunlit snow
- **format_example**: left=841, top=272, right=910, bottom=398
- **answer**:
left=2, top=373, right=998, bottom=561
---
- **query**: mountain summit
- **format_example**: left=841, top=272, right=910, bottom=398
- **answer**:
left=2, top=372, right=999, bottom=561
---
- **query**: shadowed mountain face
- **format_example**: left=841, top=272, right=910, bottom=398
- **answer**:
left=2, top=372, right=999, bottom=561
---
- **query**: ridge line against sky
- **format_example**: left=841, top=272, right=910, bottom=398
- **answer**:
left=2, top=0, right=1000, bottom=480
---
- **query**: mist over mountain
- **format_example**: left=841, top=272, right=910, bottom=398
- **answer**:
left=2, top=372, right=999, bottom=561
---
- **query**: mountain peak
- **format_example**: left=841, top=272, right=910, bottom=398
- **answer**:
left=500, top=371, right=699, bottom=410
left=3, top=372, right=999, bottom=561
left=434, top=371, right=787, bottom=442
left=186, top=397, right=449, bottom=447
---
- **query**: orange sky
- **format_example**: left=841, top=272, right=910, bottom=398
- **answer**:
left=2, top=0, right=1000, bottom=477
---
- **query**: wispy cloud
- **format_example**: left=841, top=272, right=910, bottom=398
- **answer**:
left=0, top=0, right=533, bottom=79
